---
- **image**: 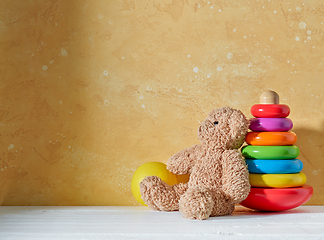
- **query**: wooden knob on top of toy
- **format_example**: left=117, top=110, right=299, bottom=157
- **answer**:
left=260, top=90, right=279, bottom=104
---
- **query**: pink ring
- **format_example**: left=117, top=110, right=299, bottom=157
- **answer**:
left=249, top=118, right=293, bottom=132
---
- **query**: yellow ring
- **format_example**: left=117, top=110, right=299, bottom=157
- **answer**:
left=249, top=172, right=307, bottom=188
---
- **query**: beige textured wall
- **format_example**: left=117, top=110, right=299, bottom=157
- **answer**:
left=0, top=0, right=323, bottom=206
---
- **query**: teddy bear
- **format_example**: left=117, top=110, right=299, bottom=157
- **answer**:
left=140, top=106, right=250, bottom=220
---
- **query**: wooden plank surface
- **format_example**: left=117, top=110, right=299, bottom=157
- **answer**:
left=0, top=206, right=324, bottom=240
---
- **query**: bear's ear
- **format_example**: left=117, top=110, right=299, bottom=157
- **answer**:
left=228, top=110, right=249, bottom=139
left=230, top=121, right=246, bottom=139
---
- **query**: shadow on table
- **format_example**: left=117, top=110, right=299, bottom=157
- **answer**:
left=205, top=205, right=324, bottom=221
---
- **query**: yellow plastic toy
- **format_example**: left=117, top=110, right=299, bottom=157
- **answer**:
left=249, top=172, right=307, bottom=188
left=131, top=162, right=188, bottom=205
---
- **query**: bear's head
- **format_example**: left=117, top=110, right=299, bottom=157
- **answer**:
left=198, top=107, right=249, bottom=149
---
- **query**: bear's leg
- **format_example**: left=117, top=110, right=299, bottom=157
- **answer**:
left=209, top=189, right=235, bottom=217
left=179, top=187, right=214, bottom=220
left=140, top=176, right=188, bottom=211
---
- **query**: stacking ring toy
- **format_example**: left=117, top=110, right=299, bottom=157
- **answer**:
left=251, top=104, right=290, bottom=118
left=240, top=185, right=313, bottom=211
left=249, top=118, right=293, bottom=132
left=249, top=172, right=306, bottom=188
left=245, top=159, right=303, bottom=174
left=246, top=132, right=297, bottom=146
left=242, top=145, right=299, bottom=159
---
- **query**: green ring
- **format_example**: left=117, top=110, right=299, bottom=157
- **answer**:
left=242, top=145, right=300, bottom=160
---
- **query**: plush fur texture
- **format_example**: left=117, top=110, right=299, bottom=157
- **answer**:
left=140, top=107, right=250, bottom=220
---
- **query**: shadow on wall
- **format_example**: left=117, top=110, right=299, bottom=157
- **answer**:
left=293, top=122, right=324, bottom=204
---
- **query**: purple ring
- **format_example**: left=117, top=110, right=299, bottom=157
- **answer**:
left=249, top=118, right=293, bottom=132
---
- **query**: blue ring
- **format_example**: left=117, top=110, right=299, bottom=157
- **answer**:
left=245, top=159, right=303, bottom=174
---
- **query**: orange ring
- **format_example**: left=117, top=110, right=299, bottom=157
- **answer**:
left=246, top=132, right=297, bottom=146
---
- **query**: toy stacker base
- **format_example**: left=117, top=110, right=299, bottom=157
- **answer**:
left=240, top=185, right=313, bottom=212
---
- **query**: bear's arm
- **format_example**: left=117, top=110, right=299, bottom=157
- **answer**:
left=166, top=144, right=202, bottom=175
left=221, top=149, right=250, bottom=203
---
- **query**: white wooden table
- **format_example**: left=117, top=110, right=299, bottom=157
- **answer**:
left=1, top=206, right=324, bottom=240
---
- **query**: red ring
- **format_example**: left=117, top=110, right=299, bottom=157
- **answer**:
left=251, top=104, right=290, bottom=118
left=240, top=185, right=313, bottom=211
